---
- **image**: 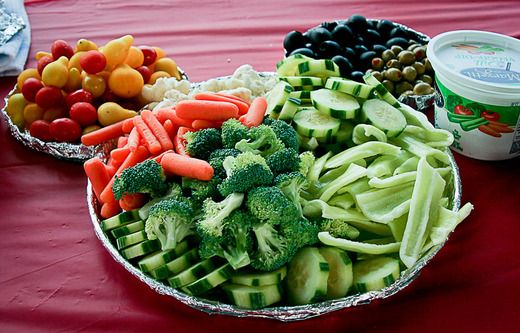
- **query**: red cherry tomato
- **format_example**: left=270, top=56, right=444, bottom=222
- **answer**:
left=80, top=50, right=107, bottom=74
left=37, top=55, right=54, bottom=75
left=21, top=78, right=44, bottom=102
left=454, top=105, right=473, bottom=116
left=65, top=89, right=94, bottom=108
left=135, top=66, right=152, bottom=83
left=51, top=40, right=74, bottom=59
left=481, top=110, right=500, bottom=121
left=139, top=46, right=157, bottom=66
left=49, top=118, right=82, bottom=142
left=69, top=102, right=98, bottom=126
left=101, top=89, right=121, bottom=102
left=35, top=86, right=63, bottom=108
left=29, top=120, right=53, bottom=141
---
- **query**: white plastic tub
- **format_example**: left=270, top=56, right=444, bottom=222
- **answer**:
left=427, top=30, right=520, bottom=160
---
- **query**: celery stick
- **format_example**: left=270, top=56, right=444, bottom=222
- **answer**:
left=319, top=164, right=367, bottom=202
left=308, top=151, right=332, bottom=183
left=388, top=214, right=407, bottom=242
left=319, top=159, right=367, bottom=184
left=398, top=106, right=435, bottom=130
left=324, top=142, right=401, bottom=169
left=328, top=193, right=355, bottom=210
left=337, top=177, right=370, bottom=195
left=368, top=171, right=417, bottom=188
left=393, top=156, right=419, bottom=175
left=402, top=125, right=454, bottom=148
left=391, top=134, right=450, bottom=165
left=400, top=158, right=446, bottom=268
left=354, top=183, right=415, bottom=224
left=366, top=151, right=411, bottom=178
left=352, top=124, right=387, bottom=145
left=319, top=232, right=400, bottom=254
left=429, top=203, right=474, bottom=245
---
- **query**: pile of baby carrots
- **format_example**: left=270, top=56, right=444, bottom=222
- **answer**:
left=82, top=92, right=268, bottom=219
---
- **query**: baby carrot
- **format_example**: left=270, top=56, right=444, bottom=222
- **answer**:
left=215, top=92, right=250, bottom=105
left=240, top=96, right=267, bottom=128
left=192, top=119, right=218, bottom=130
left=162, top=119, right=177, bottom=140
left=173, top=126, right=192, bottom=155
left=100, top=200, right=121, bottom=219
left=141, top=110, right=173, bottom=151
left=134, top=116, right=162, bottom=155
left=81, top=121, right=125, bottom=146
left=160, top=152, right=214, bottom=181
left=128, top=127, right=140, bottom=152
left=110, top=147, right=131, bottom=165
left=152, top=149, right=174, bottom=163
left=175, top=100, right=239, bottom=121
left=119, top=193, right=147, bottom=211
left=194, top=92, right=249, bottom=115
left=122, top=118, right=135, bottom=133
left=84, top=157, right=111, bottom=204
left=156, top=107, right=193, bottom=127
left=117, top=136, right=129, bottom=148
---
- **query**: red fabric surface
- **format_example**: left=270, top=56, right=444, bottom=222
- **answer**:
left=1, top=0, right=520, bottom=331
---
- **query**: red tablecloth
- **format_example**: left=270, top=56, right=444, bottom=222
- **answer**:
left=1, top=1, right=520, bottom=331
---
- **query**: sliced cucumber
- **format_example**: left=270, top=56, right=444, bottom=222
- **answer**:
left=167, top=258, right=216, bottom=288
left=363, top=72, right=401, bottom=108
left=181, top=263, right=234, bottom=296
left=311, top=88, right=360, bottom=120
left=278, top=97, right=302, bottom=121
left=293, top=108, right=341, bottom=139
left=101, top=209, right=140, bottom=231
left=297, top=59, right=340, bottom=78
left=110, top=220, right=145, bottom=238
left=360, top=99, right=407, bottom=137
left=149, top=248, right=199, bottom=280
left=222, top=282, right=283, bottom=309
left=318, top=247, right=353, bottom=299
left=276, top=54, right=313, bottom=76
left=231, top=266, right=287, bottom=287
left=290, top=90, right=311, bottom=103
left=279, top=76, right=324, bottom=90
left=120, top=239, right=160, bottom=260
left=286, top=247, right=329, bottom=305
left=325, top=77, right=375, bottom=99
left=266, top=81, right=294, bottom=118
left=353, top=256, right=400, bottom=292
left=116, top=230, right=147, bottom=250
left=138, top=239, right=190, bottom=273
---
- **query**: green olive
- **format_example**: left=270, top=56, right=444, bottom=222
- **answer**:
left=413, top=82, right=434, bottom=95
left=372, top=70, right=383, bottom=82
left=371, top=57, right=384, bottom=71
left=398, top=50, right=416, bottom=65
left=407, top=43, right=421, bottom=51
left=386, top=59, right=402, bottom=70
left=390, top=45, right=403, bottom=55
left=381, top=49, right=395, bottom=62
left=414, top=47, right=427, bottom=61
left=423, top=58, right=433, bottom=73
left=402, top=90, right=415, bottom=96
left=418, top=74, right=433, bottom=85
left=402, top=66, right=417, bottom=82
left=385, top=67, right=402, bottom=82
left=382, top=80, right=395, bottom=94
left=395, top=81, right=414, bottom=95
left=412, top=61, right=425, bottom=75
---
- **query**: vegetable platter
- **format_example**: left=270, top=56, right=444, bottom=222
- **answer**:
left=85, top=66, right=472, bottom=321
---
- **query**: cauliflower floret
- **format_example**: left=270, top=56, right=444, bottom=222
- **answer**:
left=218, top=87, right=253, bottom=103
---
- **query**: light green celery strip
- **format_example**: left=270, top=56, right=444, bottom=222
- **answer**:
left=435, top=167, right=452, bottom=178
left=403, top=125, right=454, bottom=148
left=354, top=183, right=414, bottom=224
left=366, top=151, right=411, bottom=178
left=318, top=232, right=400, bottom=254
left=391, top=133, right=450, bottom=165
left=439, top=197, right=449, bottom=208
left=388, top=214, right=407, bottom=242
left=324, top=142, right=401, bottom=169
left=308, top=151, right=332, bottom=183
left=429, top=202, right=474, bottom=246
left=393, top=156, right=419, bottom=175
left=368, top=171, right=417, bottom=188
left=352, top=124, right=387, bottom=145
left=328, top=192, right=355, bottom=210
left=319, top=164, right=367, bottom=202
left=398, top=106, right=435, bottom=130
left=400, top=158, right=446, bottom=268
left=337, top=177, right=370, bottom=195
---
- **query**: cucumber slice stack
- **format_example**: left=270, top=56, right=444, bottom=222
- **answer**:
left=353, top=256, right=400, bottom=292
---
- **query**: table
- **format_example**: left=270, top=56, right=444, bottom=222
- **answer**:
left=1, top=0, right=519, bottom=331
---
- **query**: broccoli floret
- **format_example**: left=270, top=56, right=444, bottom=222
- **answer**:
left=250, top=222, right=296, bottom=271
left=198, top=209, right=255, bottom=269
left=319, top=218, right=360, bottom=239
left=181, top=176, right=221, bottom=204
left=144, top=198, right=194, bottom=251
left=112, top=159, right=168, bottom=200
left=138, top=182, right=183, bottom=220
left=282, top=217, right=320, bottom=248
left=298, top=151, right=315, bottom=177
left=217, top=152, right=274, bottom=197
left=221, top=118, right=248, bottom=149
left=196, top=192, right=244, bottom=237
left=269, top=119, right=299, bottom=151
left=183, top=128, right=222, bottom=160
left=274, top=172, right=307, bottom=216
left=246, top=186, right=299, bottom=225
left=266, top=148, right=300, bottom=176
left=262, top=115, right=273, bottom=125
left=208, top=148, right=241, bottom=179
left=235, top=124, right=284, bottom=157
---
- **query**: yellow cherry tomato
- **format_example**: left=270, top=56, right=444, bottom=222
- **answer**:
left=68, top=51, right=85, bottom=70
left=64, top=68, right=83, bottom=92
left=149, top=70, right=171, bottom=84
left=153, top=46, right=166, bottom=59
left=6, top=93, right=27, bottom=128
left=125, top=46, right=144, bottom=68
left=23, top=103, right=45, bottom=126
left=108, top=64, right=144, bottom=98
left=153, top=57, right=181, bottom=80
left=17, top=68, right=41, bottom=89
left=35, top=51, right=52, bottom=61
left=42, top=57, right=69, bottom=88
left=82, top=74, right=106, bottom=98
left=75, top=39, right=98, bottom=52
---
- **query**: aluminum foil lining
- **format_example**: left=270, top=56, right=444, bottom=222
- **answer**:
left=0, top=0, right=25, bottom=46
left=1, top=69, right=188, bottom=163
left=86, top=76, right=462, bottom=320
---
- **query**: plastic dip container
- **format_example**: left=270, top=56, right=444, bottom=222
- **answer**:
left=427, top=30, right=520, bottom=160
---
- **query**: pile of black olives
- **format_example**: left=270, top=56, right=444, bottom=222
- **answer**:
left=283, top=14, right=434, bottom=96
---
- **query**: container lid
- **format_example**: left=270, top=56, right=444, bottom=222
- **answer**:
left=427, top=30, right=520, bottom=95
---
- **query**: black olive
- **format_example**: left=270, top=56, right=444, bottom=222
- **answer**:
left=355, top=35, right=365, bottom=46
left=306, top=27, right=332, bottom=47
left=318, top=40, right=343, bottom=59
left=331, top=25, right=354, bottom=46
left=305, top=42, right=313, bottom=49
left=390, top=27, right=408, bottom=39
left=376, top=20, right=395, bottom=37
left=331, top=55, right=354, bottom=77
left=386, top=37, right=409, bottom=49
left=349, top=70, right=365, bottom=82
left=283, top=31, right=307, bottom=54
left=359, top=51, right=377, bottom=70
left=362, top=29, right=382, bottom=46
left=321, top=21, right=338, bottom=32
left=343, top=47, right=357, bottom=62
left=347, top=14, right=368, bottom=33
left=372, top=44, right=387, bottom=56
left=366, top=20, right=377, bottom=30
left=289, top=47, right=316, bottom=58
left=353, top=44, right=369, bottom=56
